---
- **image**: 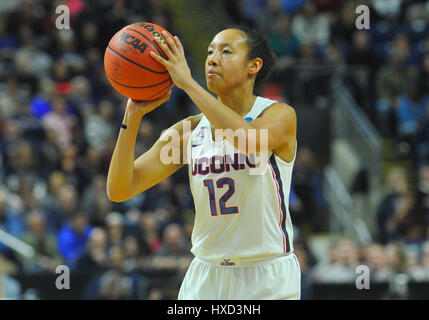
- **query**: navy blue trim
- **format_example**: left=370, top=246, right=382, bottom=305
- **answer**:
left=269, top=154, right=290, bottom=253
left=203, top=179, right=217, bottom=216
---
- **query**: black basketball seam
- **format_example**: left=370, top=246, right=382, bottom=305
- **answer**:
left=105, top=72, right=170, bottom=88
left=131, top=80, right=173, bottom=102
left=107, top=46, right=168, bottom=74
left=124, top=27, right=166, bottom=58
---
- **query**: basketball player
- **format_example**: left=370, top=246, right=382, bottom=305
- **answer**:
left=107, top=25, right=300, bottom=299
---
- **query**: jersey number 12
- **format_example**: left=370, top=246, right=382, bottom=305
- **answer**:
left=203, top=178, right=239, bottom=215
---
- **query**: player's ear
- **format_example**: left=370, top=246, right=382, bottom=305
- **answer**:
left=248, top=57, right=263, bottom=77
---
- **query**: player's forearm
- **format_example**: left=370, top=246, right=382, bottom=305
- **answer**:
left=106, top=110, right=143, bottom=202
left=183, top=79, right=253, bottom=130
left=183, top=79, right=263, bottom=153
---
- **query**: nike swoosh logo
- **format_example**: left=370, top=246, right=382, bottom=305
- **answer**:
left=192, top=144, right=201, bottom=148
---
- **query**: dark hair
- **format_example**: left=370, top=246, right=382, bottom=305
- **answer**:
left=224, top=24, right=276, bottom=95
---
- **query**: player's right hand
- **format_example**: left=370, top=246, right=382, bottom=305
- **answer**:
left=126, top=89, right=172, bottom=117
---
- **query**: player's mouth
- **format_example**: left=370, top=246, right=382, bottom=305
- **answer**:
left=207, top=70, right=221, bottom=77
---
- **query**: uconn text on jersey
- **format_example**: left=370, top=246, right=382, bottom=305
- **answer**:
left=192, top=153, right=256, bottom=176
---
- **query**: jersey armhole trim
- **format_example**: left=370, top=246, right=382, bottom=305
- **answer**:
left=273, top=140, right=297, bottom=166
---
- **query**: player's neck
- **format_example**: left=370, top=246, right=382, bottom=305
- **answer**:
left=217, top=91, right=257, bottom=118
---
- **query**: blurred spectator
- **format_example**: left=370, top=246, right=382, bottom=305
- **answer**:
left=346, top=31, right=381, bottom=118
left=84, top=100, right=115, bottom=152
left=330, top=1, right=358, bottom=42
left=0, top=77, right=30, bottom=118
left=237, top=0, right=266, bottom=23
left=416, top=104, right=429, bottom=164
left=312, top=240, right=359, bottom=283
left=416, top=53, right=429, bottom=99
left=76, top=227, right=109, bottom=273
left=90, top=194, right=114, bottom=229
left=84, top=245, right=149, bottom=300
left=294, top=243, right=313, bottom=299
left=370, top=0, right=402, bottom=21
left=14, top=42, right=52, bottom=77
left=390, top=33, right=416, bottom=66
left=0, top=187, right=25, bottom=248
left=281, top=0, right=307, bottom=13
left=375, top=51, right=411, bottom=137
left=69, top=75, right=93, bottom=111
left=157, top=223, right=190, bottom=257
left=312, top=243, right=340, bottom=282
left=139, top=213, right=162, bottom=254
left=46, top=184, right=79, bottom=233
left=291, top=147, right=328, bottom=232
left=41, top=95, right=76, bottom=149
left=145, top=177, right=176, bottom=212
left=291, top=1, right=330, bottom=46
left=19, top=210, right=62, bottom=273
left=105, top=211, right=125, bottom=249
left=384, top=243, right=408, bottom=275
left=135, top=119, right=155, bottom=157
left=0, top=253, right=21, bottom=299
left=363, top=243, right=393, bottom=282
left=376, top=168, right=409, bottom=244
left=416, top=242, right=429, bottom=280
left=416, top=166, right=429, bottom=224
left=405, top=247, right=424, bottom=281
left=255, top=0, right=284, bottom=34
left=289, top=187, right=304, bottom=216
left=267, top=14, right=300, bottom=58
left=30, top=77, right=54, bottom=119
left=394, top=193, right=427, bottom=243
left=57, top=212, right=93, bottom=269
left=396, top=82, right=429, bottom=160
left=122, top=235, right=142, bottom=273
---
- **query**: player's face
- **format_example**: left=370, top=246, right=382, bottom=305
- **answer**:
left=205, top=29, right=250, bottom=94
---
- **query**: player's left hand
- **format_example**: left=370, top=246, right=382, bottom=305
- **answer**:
left=150, top=31, right=193, bottom=90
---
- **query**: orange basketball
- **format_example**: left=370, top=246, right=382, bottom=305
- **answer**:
left=104, top=22, right=174, bottom=101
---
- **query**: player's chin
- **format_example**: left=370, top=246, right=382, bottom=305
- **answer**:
left=206, top=79, right=223, bottom=94
left=206, top=80, right=217, bottom=93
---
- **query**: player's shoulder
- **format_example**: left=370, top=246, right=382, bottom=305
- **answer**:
left=180, top=113, right=203, bottom=131
left=260, top=100, right=296, bottom=121
left=169, top=113, right=203, bottom=131
left=167, top=113, right=203, bottom=141
left=185, top=112, right=204, bottom=126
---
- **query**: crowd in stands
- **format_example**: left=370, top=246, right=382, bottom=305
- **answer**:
left=0, top=0, right=428, bottom=299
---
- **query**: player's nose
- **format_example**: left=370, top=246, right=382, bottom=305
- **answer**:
left=207, top=52, right=219, bottom=67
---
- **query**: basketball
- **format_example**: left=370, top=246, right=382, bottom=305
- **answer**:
left=104, top=22, right=174, bottom=101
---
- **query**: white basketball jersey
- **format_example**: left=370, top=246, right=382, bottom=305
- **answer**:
left=187, top=96, right=296, bottom=261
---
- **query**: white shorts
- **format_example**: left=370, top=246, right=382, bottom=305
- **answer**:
left=178, top=253, right=301, bottom=300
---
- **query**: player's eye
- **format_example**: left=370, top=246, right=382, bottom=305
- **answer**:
left=207, top=50, right=213, bottom=55
left=223, top=50, right=231, bottom=54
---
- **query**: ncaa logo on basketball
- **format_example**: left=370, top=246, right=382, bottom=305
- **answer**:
left=119, top=32, right=148, bottom=54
